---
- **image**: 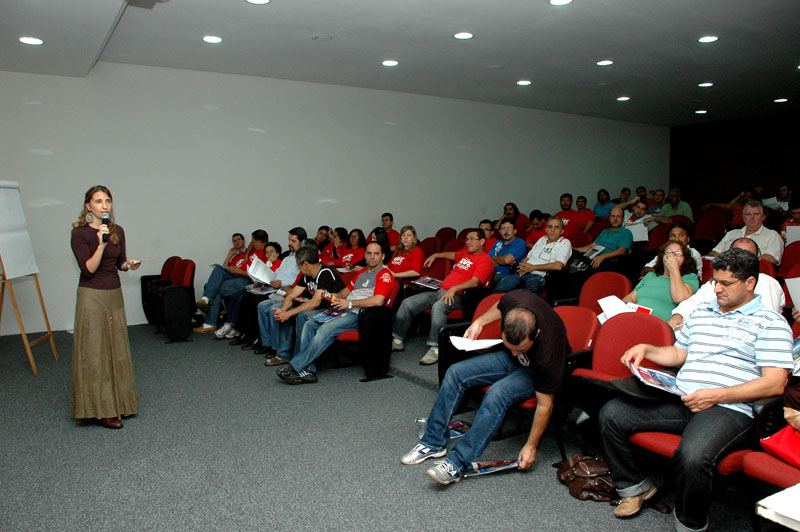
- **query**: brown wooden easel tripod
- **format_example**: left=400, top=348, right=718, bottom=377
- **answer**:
left=0, top=253, right=58, bottom=375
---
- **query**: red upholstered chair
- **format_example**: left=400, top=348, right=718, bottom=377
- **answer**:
left=571, top=312, right=673, bottom=384
left=759, top=258, right=776, bottom=278
left=336, top=281, right=401, bottom=343
left=644, top=223, right=670, bottom=251
left=156, top=258, right=196, bottom=342
left=777, top=241, right=800, bottom=278
left=141, top=255, right=181, bottom=324
left=742, top=451, right=800, bottom=489
left=700, top=256, right=713, bottom=283
left=457, top=228, right=472, bottom=240
left=442, top=238, right=466, bottom=253
left=338, top=270, right=359, bottom=286
left=589, top=220, right=610, bottom=240
left=553, top=305, right=600, bottom=353
left=435, top=227, right=457, bottom=243
left=419, top=236, right=441, bottom=257
left=670, top=215, right=692, bottom=228
left=694, top=212, right=729, bottom=241
left=578, top=271, right=633, bottom=315
left=419, top=257, right=451, bottom=283
left=567, top=231, right=593, bottom=249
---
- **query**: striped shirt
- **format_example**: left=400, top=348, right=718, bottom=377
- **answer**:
left=675, top=294, right=793, bottom=417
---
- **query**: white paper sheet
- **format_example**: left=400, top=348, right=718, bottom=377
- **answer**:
left=449, top=336, right=503, bottom=352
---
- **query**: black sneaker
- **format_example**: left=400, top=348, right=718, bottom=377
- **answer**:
left=277, top=365, right=318, bottom=385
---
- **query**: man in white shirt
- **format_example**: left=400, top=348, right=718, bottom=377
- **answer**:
left=492, top=216, right=571, bottom=295
left=709, top=201, right=783, bottom=265
left=668, top=237, right=785, bottom=330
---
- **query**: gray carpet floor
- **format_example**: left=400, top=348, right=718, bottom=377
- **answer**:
left=0, top=324, right=782, bottom=531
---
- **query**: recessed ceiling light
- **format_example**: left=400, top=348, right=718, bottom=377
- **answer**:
left=695, top=109, right=708, bottom=114
left=312, top=34, right=333, bottom=41
left=19, top=36, right=44, bottom=46
left=382, top=60, right=399, bottom=67
left=246, top=0, right=270, bottom=4
left=596, top=59, right=614, bottom=66
left=517, top=80, right=532, bottom=86
left=203, top=35, right=223, bottom=44
left=549, top=0, right=573, bottom=5
left=698, top=82, right=714, bottom=88
left=698, top=35, right=718, bottom=43
left=616, top=96, right=630, bottom=102
left=454, top=32, right=474, bottom=40
left=774, top=98, right=788, bottom=103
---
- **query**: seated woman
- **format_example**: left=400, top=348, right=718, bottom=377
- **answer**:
left=388, top=225, right=424, bottom=281
left=623, top=240, right=699, bottom=321
left=334, top=228, right=366, bottom=270
left=322, top=227, right=348, bottom=266
left=368, top=226, right=392, bottom=264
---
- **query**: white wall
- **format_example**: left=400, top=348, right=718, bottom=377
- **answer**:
left=0, top=62, right=669, bottom=335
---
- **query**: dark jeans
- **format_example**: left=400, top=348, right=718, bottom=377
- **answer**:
left=598, top=397, right=753, bottom=531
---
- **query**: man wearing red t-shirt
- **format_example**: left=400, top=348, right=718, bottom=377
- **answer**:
left=382, top=212, right=401, bottom=251
left=392, top=229, right=494, bottom=365
left=555, top=193, right=592, bottom=237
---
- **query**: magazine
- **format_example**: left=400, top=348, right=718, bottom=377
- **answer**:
left=246, top=283, right=276, bottom=296
left=463, top=459, right=520, bottom=478
left=585, top=245, right=606, bottom=259
left=412, top=276, right=442, bottom=290
left=247, top=258, right=275, bottom=284
left=413, top=419, right=471, bottom=439
left=311, top=309, right=343, bottom=323
left=628, top=363, right=686, bottom=396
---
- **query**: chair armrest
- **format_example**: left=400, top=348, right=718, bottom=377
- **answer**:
left=460, top=286, right=489, bottom=322
left=551, top=297, right=579, bottom=308
left=565, top=349, right=593, bottom=373
left=753, top=395, right=786, bottom=438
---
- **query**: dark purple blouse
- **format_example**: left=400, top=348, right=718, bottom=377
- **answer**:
left=71, top=224, right=127, bottom=290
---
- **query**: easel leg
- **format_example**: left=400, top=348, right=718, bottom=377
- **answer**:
left=4, top=280, right=38, bottom=374
left=33, top=274, right=58, bottom=361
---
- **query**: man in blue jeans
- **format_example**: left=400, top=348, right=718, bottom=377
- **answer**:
left=277, top=242, right=396, bottom=384
left=400, top=290, right=568, bottom=485
left=599, top=248, right=793, bottom=531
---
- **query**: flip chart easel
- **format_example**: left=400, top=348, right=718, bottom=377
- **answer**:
left=0, top=257, right=58, bottom=374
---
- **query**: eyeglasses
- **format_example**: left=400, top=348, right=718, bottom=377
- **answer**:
left=711, top=278, right=744, bottom=288
left=465, top=237, right=482, bottom=242
left=664, top=250, right=683, bottom=257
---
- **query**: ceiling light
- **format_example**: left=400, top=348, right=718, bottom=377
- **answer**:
left=774, top=98, right=788, bottom=103
left=517, top=80, right=532, bottom=86
left=695, top=110, right=708, bottom=114
left=698, top=82, right=714, bottom=88
left=616, top=96, right=630, bottom=102
left=203, top=35, right=223, bottom=44
left=246, top=0, right=270, bottom=4
left=312, top=34, right=333, bottom=41
left=698, top=35, right=718, bottom=43
left=382, top=60, right=399, bottom=67
left=596, top=59, right=614, bottom=66
left=19, top=36, right=44, bottom=46
left=453, top=32, right=474, bottom=40
left=549, top=0, right=573, bottom=5
left=487, top=64, right=504, bottom=70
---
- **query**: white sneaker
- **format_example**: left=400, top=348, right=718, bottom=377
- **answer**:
left=426, top=459, right=462, bottom=485
left=419, top=347, right=439, bottom=365
left=392, top=338, right=405, bottom=351
left=225, top=327, right=240, bottom=339
left=215, top=323, right=232, bottom=339
left=401, top=443, right=447, bottom=465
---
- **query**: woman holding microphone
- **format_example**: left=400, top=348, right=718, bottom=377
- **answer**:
left=70, top=185, right=140, bottom=429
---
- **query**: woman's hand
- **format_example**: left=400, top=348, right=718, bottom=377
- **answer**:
left=96, top=225, right=110, bottom=247
left=126, top=260, right=141, bottom=271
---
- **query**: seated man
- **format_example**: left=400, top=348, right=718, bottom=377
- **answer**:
left=277, top=242, right=396, bottom=384
left=525, top=210, right=547, bottom=242
left=260, top=245, right=347, bottom=366
left=708, top=201, right=783, bottom=265
left=780, top=198, right=800, bottom=241
left=392, top=228, right=493, bottom=366
left=194, top=229, right=269, bottom=333
left=493, top=216, right=571, bottom=295
left=479, top=219, right=497, bottom=252
left=571, top=206, right=633, bottom=271
left=575, top=195, right=595, bottom=234
left=381, top=212, right=400, bottom=251
left=623, top=198, right=650, bottom=226
left=556, top=193, right=591, bottom=237
left=650, top=188, right=694, bottom=224
left=488, top=217, right=527, bottom=288
left=667, top=237, right=785, bottom=330
left=400, top=290, right=568, bottom=485
left=195, top=231, right=246, bottom=315
left=599, top=248, right=793, bottom=530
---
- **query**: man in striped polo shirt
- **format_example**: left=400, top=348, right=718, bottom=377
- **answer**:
left=598, top=248, right=794, bottom=532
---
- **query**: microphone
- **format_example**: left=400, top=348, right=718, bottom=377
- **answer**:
left=101, top=213, right=110, bottom=243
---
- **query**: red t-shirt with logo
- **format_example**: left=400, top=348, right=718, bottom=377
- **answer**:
left=335, top=247, right=365, bottom=268
left=388, top=246, right=424, bottom=276
left=442, top=248, right=493, bottom=291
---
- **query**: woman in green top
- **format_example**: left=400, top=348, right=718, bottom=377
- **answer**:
left=623, top=240, right=699, bottom=321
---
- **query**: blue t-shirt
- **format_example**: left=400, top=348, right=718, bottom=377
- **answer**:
left=594, top=227, right=633, bottom=256
left=593, top=202, right=616, bottom=217
left=488, top=237, right=527, bottom=276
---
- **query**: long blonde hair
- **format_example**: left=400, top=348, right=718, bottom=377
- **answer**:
left=396, top=225, right=418, bottom=256
left=72, top=185, right=119, bottom=245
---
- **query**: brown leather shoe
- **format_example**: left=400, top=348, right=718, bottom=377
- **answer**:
left=193, top=324, right=217, bottom=333
left=265, top=356, right=289, bottom=366
left=614, top=485, right=657, bottom=518
left=100, top=417, right=123, bottom=429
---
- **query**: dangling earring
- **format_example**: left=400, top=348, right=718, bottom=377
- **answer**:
left=86, top=212, right=94, bottom=223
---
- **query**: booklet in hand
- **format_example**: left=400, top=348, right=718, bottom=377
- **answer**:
left=463, top=459, right=520, bottom=478
left=412, top=276, right=443, bottom=290
left=628, top=363, right=686, bottom=396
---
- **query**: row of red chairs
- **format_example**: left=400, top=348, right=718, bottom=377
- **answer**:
left=140, top=256, right=196, bottom=342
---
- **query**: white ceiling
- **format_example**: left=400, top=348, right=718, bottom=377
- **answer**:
left=2, top=0, right=799, bottom=126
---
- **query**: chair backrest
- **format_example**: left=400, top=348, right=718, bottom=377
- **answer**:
left=592, top=313, right=675, bottom=377
left=589, top=220, right=610, bottom=240
left=457, top=228, right=472, bottom=240
left=568, top=232, right=593, bottom=249
left=701, top=256, right=713, bottom=283
left=161, top=255, right=181, bottom=280
left=169, top=259, right=189, bottom=286
left=645, top=223, right=669, bottom=250
left=472, top=293, right=505, bottom=339
left=434, top=227, right=457, bottom=243
left=578, top=271, right=633, bottom=315
left=693, top=212, right=728, bottom=240
left=384, top=280, right=402, bottom=308
left=443, top=239, right=465, bottom=252
left=792, top=317, right=800, bottom=339
left=419, top=236, right=441, bottom=257
left=420, top=257, right=451, bottom=280
left=759, top=258, right=776, bottom=278
left=177, top=259, right=195, bottom=288
left=554, top=305, right=601, bottom=351
left=778, top=241, right=800, bottom=278
left=669, top=215, right=692, bottom=228
left=339, top=270, right=359, bottom=286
